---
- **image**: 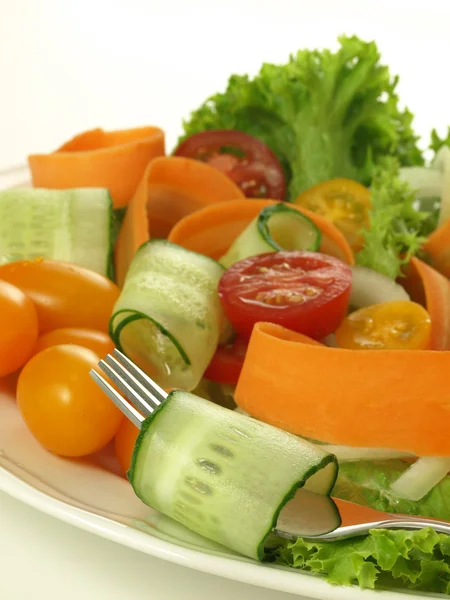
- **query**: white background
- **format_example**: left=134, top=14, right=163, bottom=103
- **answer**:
left=0, top=1, right=449, bottom=599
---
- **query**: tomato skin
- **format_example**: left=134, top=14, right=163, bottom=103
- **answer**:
left=0, top=280, right=39, bottom=377
left=218, top=251, right=352, bottom=340
left=34, top=328, right=114, bottom=357
left=335, top=301, right=431, bottom=350
left=204, top=337, right=248, bottom=385
left=17, top=345, right=123, bottom=457
left=294, top=178, right=371, bottom=251
left=0, top=259, right=119, bottom=333
left=114, top=418, right=139, bottom=475
left=174, top=130, right=286, bottom=200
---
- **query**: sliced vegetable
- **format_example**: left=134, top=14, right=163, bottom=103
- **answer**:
left=114, top=157, right=244, bottom=287
left=110, top=240, right=225, bottom=391
left=220, top=204, right=321, bottom=268
left=174, top=129, right=286, bottom=199
left=335, top=301, right=431, bottom=350
left=0, top=188, right=113, bottom=276
left=0, top=258, right=120, bottom=334
left=28, top=126, right=165, bottom=208
left=0, top=280, right=38, bottom=377
left=168, top=199, right=354, bottom=265
left=17, top=345, right=123, bottom=457
left=218, top=251, right=352, bottom=340
left=424, top=216, right=450, bottom=279
left=350, top=265, right=409, bottom=309
left=320, top=445, right=414, bottom=463
left=204, top=337, right=247, bottom=385
left=399, top=165, right=443, bottom=199
left=33, top=328, right=114, bottom=357
left=234, top=322, right=450, bottom=455
left=402, top=257, right=450, bottom=350
left=391, top=457, right=450, bottom=502
left=129, top=389, right=339, bottom=559
left=435, top=146, right=450, bottom=225
left=293, top=178, right=371, bottom=251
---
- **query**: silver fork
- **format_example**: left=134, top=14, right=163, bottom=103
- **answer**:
left=90, top=350, right=450, bottom=541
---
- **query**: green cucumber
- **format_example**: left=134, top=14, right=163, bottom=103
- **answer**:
left=129, top=390, right=340, bottom=560
left=221, top=203, right=321, bottom=268
left=110, top=240, right=225, bottom=391
left=0, top=187, right=113, bottom=277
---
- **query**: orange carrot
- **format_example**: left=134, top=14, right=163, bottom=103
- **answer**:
left=424, top=219, right=450, bottom=279
left=168, top=199, right=354, bottom=264
left=234, top=322, right=450, bottom=456
left=28, top=126, right=165, bottom=208
left=114, top=157, right=244, bottom=287
left=402, top=257, right=450, bottom=350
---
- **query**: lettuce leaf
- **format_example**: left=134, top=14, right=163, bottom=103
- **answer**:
left=355, top=157, right=429, bottom=279
left=430, top=127, right=450, bottom=157
left=334, top=460, right=450, bottom=522
left=276, top=527, right=450, bottom=593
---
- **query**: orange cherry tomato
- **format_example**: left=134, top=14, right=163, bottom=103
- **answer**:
left=335, top=301, right=431, bottom=350
left=0, top=258, right=119, bottom=333
left=34, top=328, right=114, bottom=357
left=114, top=417, right=140, bottom=476
left=293, top=178, right=371, bottom=251
left=17, top=345, right=123, bottom=457
left=0, top=280, right=39, bottom=377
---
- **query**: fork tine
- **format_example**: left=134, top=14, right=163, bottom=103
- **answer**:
left=103, top=354, right=162, bottom=410
left=89, top=370, right=144, bottom=429
left=112, top=349, right=168, bottom=403
left=98, top=359, right=155, bottom=418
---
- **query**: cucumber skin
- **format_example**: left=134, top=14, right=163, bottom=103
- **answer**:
left=128, top=391, right=338, bottom=561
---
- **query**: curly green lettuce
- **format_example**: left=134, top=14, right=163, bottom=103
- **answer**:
left=430, top=126, right=450, bottom=156
left=275, top=527, right=450, bottom=593
left=181, top=35, right=423, bottom=200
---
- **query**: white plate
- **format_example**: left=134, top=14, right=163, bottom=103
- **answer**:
left=0, top=168, right=442, bottom=600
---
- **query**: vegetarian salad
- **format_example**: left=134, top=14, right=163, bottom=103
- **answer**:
left=1, top=35, right=450, bottom=594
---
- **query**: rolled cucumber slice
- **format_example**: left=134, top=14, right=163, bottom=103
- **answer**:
left=129, top=390, right=340, bottom=560
left=110, top=240, right=225, bottom=391
left=0, top=187, right=113, bottom=276
left=220, top=203, right=321, bottom=268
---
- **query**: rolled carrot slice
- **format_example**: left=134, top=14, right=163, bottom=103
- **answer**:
left=114, top=157, right=244, bottom=287
left=402, top=257, right=450, bottom=350
left=168, top=199, right=354, bottom=264
left=28, top=126, right=165, bottom=208
left=234, top=322, right=450, bottom=456
left=424, top=219, right=450, bottom=279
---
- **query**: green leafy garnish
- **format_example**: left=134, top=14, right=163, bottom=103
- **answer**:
left=355, top=158, right=429, bottom=279
left=276, top=528, right=450, bottom=593
left=181, top=35, right=423, bottom=200
left=430, top=126, right=450, bottom=156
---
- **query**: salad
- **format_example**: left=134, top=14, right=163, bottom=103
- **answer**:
left=0, top=35, right=449, bottom=595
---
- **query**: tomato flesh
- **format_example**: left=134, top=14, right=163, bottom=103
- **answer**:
left=335, top=301, right=431, bottom=350
left=0, top=280, right=39, bottom=377
left=218, top=251, right=352, bottom=340
left=174, top=130, right=286, bottom=200
left=204, top=337, right=248, bottom=385
left=17, top=344, right=123, bottom=457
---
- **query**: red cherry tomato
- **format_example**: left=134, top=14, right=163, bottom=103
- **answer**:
left=204, top=337, right=248, bottom=385
left=218, top=251, right=352, bottom=340
left=174, top=130, right=286, bottom=200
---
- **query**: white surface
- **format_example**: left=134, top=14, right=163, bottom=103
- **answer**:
left=0, top=1, right=449, bottom=599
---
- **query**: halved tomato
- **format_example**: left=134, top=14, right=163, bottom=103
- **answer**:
left=174, top=130, right=286, bottom=200
left=218, top=251, right=352, bottom=340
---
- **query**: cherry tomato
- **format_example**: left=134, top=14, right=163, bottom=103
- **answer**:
left=115, top=418, right=140, bottom=475
left=335, top=301, right=431, bottom=350
left=34, top=328, right=115, bottom=357
left=174, top=130, right=286, bottom=200
left=204, top=337, right=248, bottom=385
left=218, top=251, right=352, bottom=340
left=0, top=280, right=39, bottom=377
left=293, top=179, right=371, bottom=251
left=0, top=258, right=119, bottom=333
left=17, top=345, right=123, bottom=457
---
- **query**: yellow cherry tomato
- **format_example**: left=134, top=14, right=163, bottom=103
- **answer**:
left=114, top=417, right=140, bottom=476
left=293, top=178, right=371, bottom=251
left=335, top=301, right=431, bottom=350
left=33, top=328, right=114, bottom=358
